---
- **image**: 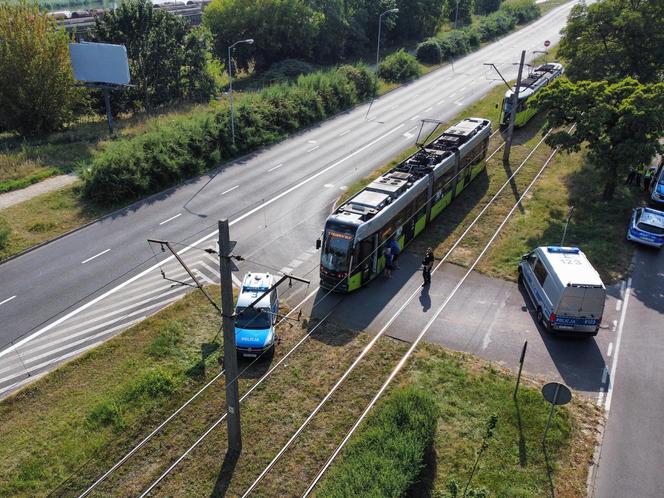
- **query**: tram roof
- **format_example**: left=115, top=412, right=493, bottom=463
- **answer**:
left=504, top=62, right=564, bottom=100
left=328, top=117, right=491, bottom=229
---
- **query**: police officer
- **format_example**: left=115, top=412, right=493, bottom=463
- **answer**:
left=422, top=247, right=434, bottom=286
left=643, top=166, right=654, bottom=192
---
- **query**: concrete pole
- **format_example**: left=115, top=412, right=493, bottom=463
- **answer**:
left=228, top=45, right=235, bottom=147
left=219, top=219, right=242, bottom=454
left=503, top=50, right=526, bottom=166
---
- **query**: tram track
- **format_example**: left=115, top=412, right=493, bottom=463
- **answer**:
left=128, top=128, right=559, bottom=496
left=58, top=127, right=509, bottom=497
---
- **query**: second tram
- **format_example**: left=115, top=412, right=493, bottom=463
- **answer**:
left=500, top=62, right=563, bottom=129
left=318, top=117, right=492, bottom=292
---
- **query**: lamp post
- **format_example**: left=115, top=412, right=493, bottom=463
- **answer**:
left=228, top=38, right=254, bottom=146
left=376, top=8, right=399, bottom=70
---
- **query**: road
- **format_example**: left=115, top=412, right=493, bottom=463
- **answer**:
left=0, top=1, right=579, bottom=396
left=593, top=246, right=664, bottom=498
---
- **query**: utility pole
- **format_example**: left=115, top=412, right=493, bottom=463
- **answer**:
left=502, top=50, right=526, bottom=166
left=219, top=219, right=242, bottom=455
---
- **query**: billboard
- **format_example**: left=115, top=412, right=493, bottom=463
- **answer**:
left=69, top=42, right=130, bottom=86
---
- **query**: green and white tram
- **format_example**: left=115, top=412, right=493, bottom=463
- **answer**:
left=499, top=62, right=563, bottom=129
left=318, top=117, right=492, bottom=292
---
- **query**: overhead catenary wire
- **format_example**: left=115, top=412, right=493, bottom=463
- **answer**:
left=302, top=128, right=572, bottom=497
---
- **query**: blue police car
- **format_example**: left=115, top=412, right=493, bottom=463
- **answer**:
left=626, top=207, right=664, bottom=249
left=234, top=273, right=279, bottom=359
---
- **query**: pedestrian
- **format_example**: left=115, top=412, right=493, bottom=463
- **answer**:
left=422, top=247, right=434, bottom=286
left=384, top=245, right=393, bottom=278
left=389, top=238, right=401, bottom=269
left=643, top=166, right=654, bottom=192
left=625, top=165, right=636, bottom=185
left=635, top=164, right=644, bottom=189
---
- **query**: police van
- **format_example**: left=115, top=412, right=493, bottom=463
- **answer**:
left=518, top=247, right=605, bottom=336
left=234, top=273, right=279, bottom=359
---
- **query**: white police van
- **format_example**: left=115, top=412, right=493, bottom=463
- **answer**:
left=518, top=247, right=605, bottom=336
left=234, top=273, right=278, bottom=359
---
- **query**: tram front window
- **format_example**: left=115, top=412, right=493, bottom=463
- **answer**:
left=503, top=98, right=512, bottom=115
left=321, top=229, right=353, bottom=273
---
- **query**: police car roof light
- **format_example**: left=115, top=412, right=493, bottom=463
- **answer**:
left=546, top=246, right=580, bottom=254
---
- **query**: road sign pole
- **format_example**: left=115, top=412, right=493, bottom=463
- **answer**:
left=219, top=219, right=242, bottom=455
left=513, top=340, right=528, bottom=400
left=542, top=383, right=560, bottom=445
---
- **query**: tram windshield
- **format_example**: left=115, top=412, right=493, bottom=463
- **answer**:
left=502, top=97, right=512, bottom=114
left=321, top=225, right=354, bottom=273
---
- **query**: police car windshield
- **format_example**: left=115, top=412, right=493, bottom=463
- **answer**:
left=235, top=307, right=271, bottom=329
left=637, top=221, right=664, bottom=236
left=321, top=228, right=352, bottom=272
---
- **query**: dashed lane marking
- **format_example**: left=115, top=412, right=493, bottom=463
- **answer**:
left=159, top=213, right=181, bottom=225
left=0, top=296, right=16, bottom=307
left=267, top=163, right=283, bottom=172
left=81, top=249, right=111, bottom=265
left=221, top=185, right=239, bottom=195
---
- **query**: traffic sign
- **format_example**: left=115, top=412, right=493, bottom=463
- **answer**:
left=542, top=382, right=571, bottom=405
left=544, top=40, right=551, bottom=47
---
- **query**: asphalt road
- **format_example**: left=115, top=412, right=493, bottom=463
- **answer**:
left=593, top=245, right=664, bottom=498
left=0, top=0, right=578, bottom=394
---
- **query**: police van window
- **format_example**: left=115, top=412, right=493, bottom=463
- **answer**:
left=526, top=253, right=537, bottom=266
left=533, top=260, right=548, bottom=286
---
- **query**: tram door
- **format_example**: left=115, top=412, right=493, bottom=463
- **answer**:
left=358, top=235, right=377, bottom=284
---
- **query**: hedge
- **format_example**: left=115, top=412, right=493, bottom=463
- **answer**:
left=316, top=387, right=439, bottom=498
left=83, top=64, right=376, bottom=206
left=416, top=0, right=540, bottom=64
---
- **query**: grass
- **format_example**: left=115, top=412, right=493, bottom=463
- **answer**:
left=0, top=277, right=599, bottom=497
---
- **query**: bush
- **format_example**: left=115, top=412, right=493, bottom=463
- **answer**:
left=501, top=0, right=540, bottom=24
left=0, top=219, right=11, bottom=251
left=378, top=50, right=422, bottom=83
left=316, top=387, right=439, bottom=497
left=416, top=38, right=443, bottom=64
left=84, top=65, right=376, bottom=206
left=261, top=59, right=316, bottom=84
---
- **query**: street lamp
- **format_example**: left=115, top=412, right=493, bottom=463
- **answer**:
left=228, top=38, right=254, bottom=146
left=376, top=8, right=399, bottom=70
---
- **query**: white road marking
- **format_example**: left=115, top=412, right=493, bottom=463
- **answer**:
left=409, top=115, right=420, bottom=121
left=390, top=105, right=399, bottom=110
left=221, top=185, right=239, bottom=195
left=403, top=126, right=417, bottom=139
left=281, top=267, right=293, bottom=274
left=0, top=296, right=16, bottom=307
left=307, top=145, right=320, bottom=153
left=199, top=261, right=220, bottom=280
left=307, top=140, right=317, bottom=144
left=454, top=100, right=464, bottom=106
left=232, top=274, right=243, bottom=288
left=0, top=123, right=404, bottom=360
left=289, top=259, right=303, bottom=269
left=601, top=366, right=609, bottom=384
left=448, top=92, right=457, bottom=98
left=424, top=107, right=432, bottom=113
left=338, top=129, right=351, bottom=136
left=605, top=277, right=632, bottom=411
left=324, top=183, right=335, bottom=188
left=339, top=185, right=348, bottom=191
left=607, top=341, right=614, bottom=357
left=597, top=388, right=605, bottom=406
left=267, top=163, right=282, bottom=172
left=81, top=249, right=111, bottom=265
left=611, top=320, right=617, bottom=332
left=620, top=280, right=626, bottom=298
left=615, top=299, right=622, bottom=311
left=159, top=213, right=181, bottom=225
left=194, top=269, right=213, bottom=285
left=437, top=99, right=446, bottom=105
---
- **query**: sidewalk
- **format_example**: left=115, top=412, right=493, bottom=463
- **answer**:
left=0, top=173, right=79, bottom=210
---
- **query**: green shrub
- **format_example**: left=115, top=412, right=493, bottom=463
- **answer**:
left=148, top=323, right=184, bottom=357
left=416, top=38, right=443, bottom=64
left=378, top=50, right=422, bottom=83
left=316, top=387, right=439, bottom=497
left=261, top=59, right=316, bottom=84
left=0, top=218, right=11, bottom=251
left=501, top=0, right=540, bottom=24
left=83, top=64, right=376, bottom=206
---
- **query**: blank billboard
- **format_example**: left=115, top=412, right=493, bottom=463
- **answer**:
left=69, top=42, right=131, bottom=86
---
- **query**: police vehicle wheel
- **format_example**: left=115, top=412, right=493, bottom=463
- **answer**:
left=536, top=308, right=550, bottom=331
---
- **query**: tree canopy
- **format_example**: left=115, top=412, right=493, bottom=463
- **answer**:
left=558, top=0, right=664, bottom=83
left=535, top=78, right=664, bottom=200
left=0, top=1, right=82, bottom=136
left=94, top=0, right=215, bottom=113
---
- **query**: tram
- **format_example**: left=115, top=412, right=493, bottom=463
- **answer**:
left=499, top=62, right=564, bottom=129
left=318, top=117, right=492, bottom=292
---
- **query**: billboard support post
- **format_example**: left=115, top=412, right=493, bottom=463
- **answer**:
left=102, top=88, right=113, bottom=134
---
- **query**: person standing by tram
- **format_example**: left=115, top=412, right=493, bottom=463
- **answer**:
left=422, top=247, right=434, bottom=286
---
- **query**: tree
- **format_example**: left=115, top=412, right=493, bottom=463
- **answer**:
left=558, top=0, right=664, bottom=83
left=0, top=1, right=82, bottom=136
left=474, top=0, right=501, bottom=16
left=392, top=0, right=442, bottom=42
left=445, top=0, right=473, bottom=26
left=94, top=0, right=214, bottom=113
left=204, top=0, right=323, bottom=71
left=535, top=78, right=664, bottom=200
